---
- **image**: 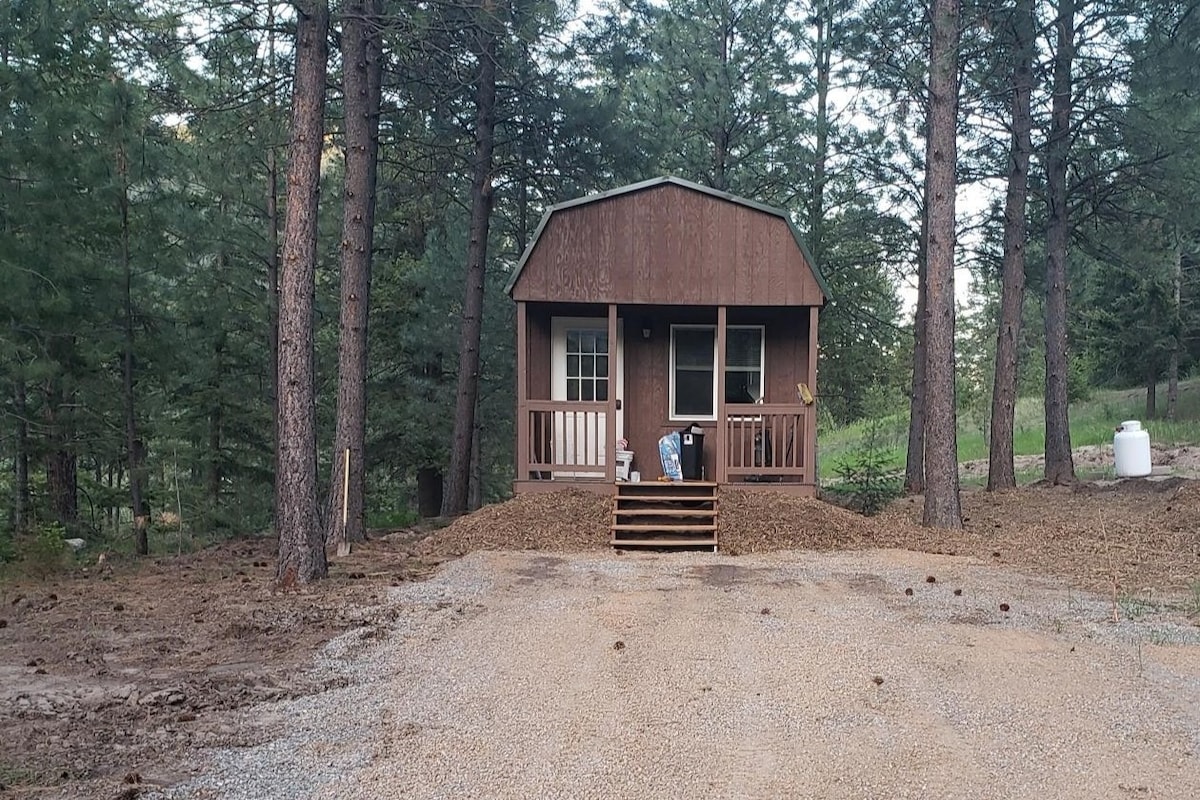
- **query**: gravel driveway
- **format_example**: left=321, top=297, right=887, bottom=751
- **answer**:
left=156, top=549, right=1200, bottom=800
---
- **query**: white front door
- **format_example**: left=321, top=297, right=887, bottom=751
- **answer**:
left=551, top=317, right=624, bottom=477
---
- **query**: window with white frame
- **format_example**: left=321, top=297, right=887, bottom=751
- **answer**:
left=669, top=325, right=764, bottom=420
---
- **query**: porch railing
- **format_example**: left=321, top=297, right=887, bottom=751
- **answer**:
left=521, top=400, right=610, bottom=480
left=724, top=404, right=809, bottom=483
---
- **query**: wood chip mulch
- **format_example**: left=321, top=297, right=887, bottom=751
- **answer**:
left=416, top=489, right=611, bottom=555
left=879, top=478, right=1200, bottom=595
left=415, top=480, right=1200, bottom=597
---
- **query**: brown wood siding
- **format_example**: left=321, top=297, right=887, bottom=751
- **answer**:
left=513, top=184, right=823, bottom=306
left=619, top=306, right=810, bottom=482
left=526, top=305, right=553, bottom=401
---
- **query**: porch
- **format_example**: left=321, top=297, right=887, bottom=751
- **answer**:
left=513, top=302, right=818, bottom=496
left=514, top=400, right=815, bottom=494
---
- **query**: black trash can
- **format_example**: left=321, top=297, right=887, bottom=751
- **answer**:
left=679, top=425, right=705, bottom=480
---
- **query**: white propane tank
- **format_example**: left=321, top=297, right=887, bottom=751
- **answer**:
left=1113, top=420, right=1152, bottom=478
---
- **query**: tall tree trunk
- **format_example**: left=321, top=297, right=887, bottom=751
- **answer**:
left=1043, top=0, right=1076, bottom=485
left=276, top=0, right=330, bottom=583
left=326, top=0, right=384, bottom=550
left=904, top=181, right=931, bottom=494
left=12, top=376, right=30, bottom=536
left=267, top=5, right=282, bottom=526
left=1145, top=362, right=1157, bottom=420
left=209, top=396, right=222, bottom=505
left=921, top=0, right=962, bottom=529
left=44, top=381, right=78, bottom=533
left=809, top=5, right=831, bottom=266
left=118, top=141, right=149, bottom=555
left=444, top=1, right=500, bottom=517
left=1166, top=243, right=1182, bottom=420
left=107, top=462, right=116, bottom=533
left=987, top=0, right=1035, bottom=491
left=469, top=399, right=483, bottom=512
left=417, top=467, right=443, bottom=518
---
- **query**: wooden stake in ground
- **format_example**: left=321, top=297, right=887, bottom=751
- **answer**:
left=337, top=448, right=352, bottom=558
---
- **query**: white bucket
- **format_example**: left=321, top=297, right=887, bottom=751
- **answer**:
left=615, top=449, right=634, bottom=481
left=1114, top=420, right=1151, bottom=478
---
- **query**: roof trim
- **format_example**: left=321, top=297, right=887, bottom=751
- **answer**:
left=503, top=176, right=831, bottom=301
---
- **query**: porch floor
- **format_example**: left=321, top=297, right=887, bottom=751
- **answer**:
left=512, top=478, right=816, bottom=498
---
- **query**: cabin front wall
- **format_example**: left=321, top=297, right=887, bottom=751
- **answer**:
left=516, top=302, right=817, bottom=495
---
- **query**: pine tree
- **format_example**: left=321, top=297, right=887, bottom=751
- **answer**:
left=276, top=0, right=330, bottom=581
left=922, top=0, right=963, bottom=528
left=987, top=0, right=1036, bottom=491
left=326, top=0, right=384, bottom=548
left=445, top=0, right=502, bottom=517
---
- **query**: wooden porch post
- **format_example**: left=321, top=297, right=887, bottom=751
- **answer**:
left=516, top=301, right=529, bottom=486
left=806, top=306, right=819, bottom=485
left=606, top=303, right=618, bottom=483
left=715, top=306, right=728, bottom=483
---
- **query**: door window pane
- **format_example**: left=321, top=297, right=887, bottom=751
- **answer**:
left=565, top=327, right=612, bottom=404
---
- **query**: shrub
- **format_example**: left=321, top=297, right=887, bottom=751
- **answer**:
left=834, top=445, right=902, bottom=516
left=18, top=523, right=71, bottom=578
left=833, top=388, right=903, bottom=516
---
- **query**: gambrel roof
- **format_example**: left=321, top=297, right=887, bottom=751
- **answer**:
left=505, top=176, right=830, bottom=306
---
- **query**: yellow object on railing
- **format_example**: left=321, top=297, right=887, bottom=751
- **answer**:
left=796, top=383, right=814, bottom=405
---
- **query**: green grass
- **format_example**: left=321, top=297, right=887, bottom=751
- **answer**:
left=366, top=507, right=421, bottom=530
left=818, top=377, right=1200, bottom=482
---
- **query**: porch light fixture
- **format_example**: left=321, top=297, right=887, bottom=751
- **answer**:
left=641, top=318, right=653, bottom=340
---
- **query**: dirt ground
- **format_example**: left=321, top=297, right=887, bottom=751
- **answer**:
left=0, top=532, right=449, bottom=798
left=1, top=482, right=1198, bottom=799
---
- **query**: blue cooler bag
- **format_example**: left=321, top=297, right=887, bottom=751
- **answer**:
left=658, top=432, right=683, bottom=481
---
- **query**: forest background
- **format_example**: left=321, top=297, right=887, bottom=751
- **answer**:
left=2, top=0, right=1198, bottom=567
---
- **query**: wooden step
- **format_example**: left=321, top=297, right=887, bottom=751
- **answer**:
left=614, top=508, right=716, bottom=517
left=619, top=482, right=710, bottom=489
left=616, top=495, right=716, bottom=503
left=611, top=523, right=718, bottom=532
left=610, top=484, right=720, bottom=550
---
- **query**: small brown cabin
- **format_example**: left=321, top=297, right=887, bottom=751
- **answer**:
left=507, top=176, right=829, bottom=496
